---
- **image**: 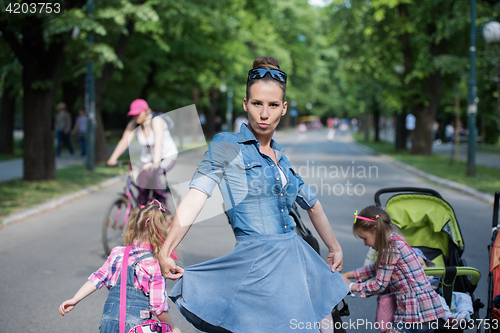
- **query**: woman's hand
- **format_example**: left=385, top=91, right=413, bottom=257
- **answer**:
left=142, top=161, right=160, bottom=171
left=159, top=251, right=184, bottom=280
left=106, top=158, right=118, bottom=167
left=326, top=249, right=343, bottom=273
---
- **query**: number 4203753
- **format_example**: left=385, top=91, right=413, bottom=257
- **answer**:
left=6, top=2, right=61, bottom=14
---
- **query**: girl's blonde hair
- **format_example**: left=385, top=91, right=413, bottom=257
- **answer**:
left=353, top=205, right=401, bottom=271
left=123, top=200, right=173, bottom=258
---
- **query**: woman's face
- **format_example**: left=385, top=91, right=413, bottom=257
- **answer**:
left=243, top=81, right=287, bottom=137
left=134, top=109, right=149, bottom=125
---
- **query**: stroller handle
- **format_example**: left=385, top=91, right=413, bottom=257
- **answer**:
left=374, top=187, right=443, bottom=207
left=423, top=266, right=481, bottom=286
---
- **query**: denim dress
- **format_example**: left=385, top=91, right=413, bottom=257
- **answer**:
left=100, top=253, right=153, bottom=333
left=169, top=124, right=349, bottom=333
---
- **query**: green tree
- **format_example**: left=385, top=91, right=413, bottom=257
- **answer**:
left=0, top=0, right=88, bottom=180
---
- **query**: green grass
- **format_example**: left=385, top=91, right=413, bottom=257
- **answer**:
left=352, top=133, right=500, bottom=195
left=477, top=143, right=500, bottom=154
left=0, top=164, right=127, bottom=218
left=0, top=142, right=23, bottom=161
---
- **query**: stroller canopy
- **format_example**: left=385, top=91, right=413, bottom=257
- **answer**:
left=385, top=194, right=464, bottom=266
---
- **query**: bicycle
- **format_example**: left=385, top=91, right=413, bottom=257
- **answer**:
left=102, top=161, right=179, bottom=255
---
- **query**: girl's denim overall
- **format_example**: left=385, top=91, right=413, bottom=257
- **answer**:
left=99, top=253, right=153, bottom=333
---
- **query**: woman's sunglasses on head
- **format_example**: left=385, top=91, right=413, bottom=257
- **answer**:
left=247, top=68, right=287, bottom=84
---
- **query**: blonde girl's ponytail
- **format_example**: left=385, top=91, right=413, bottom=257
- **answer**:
left=125, top=200, right=173, bottom=258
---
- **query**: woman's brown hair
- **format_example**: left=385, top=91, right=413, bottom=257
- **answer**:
left=123, top=201, right=173, bottom=258
left=353, top=205, right=401, bottom=271
left=246, top=56, right=287, bottom=102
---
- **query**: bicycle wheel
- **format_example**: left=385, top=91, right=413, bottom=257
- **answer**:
left=102, top=196, right=132, bottom=255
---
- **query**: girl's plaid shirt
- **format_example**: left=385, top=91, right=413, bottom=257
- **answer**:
left=353, top=234, right=445, bottom=323
left=88, top=241, right=168, bottom=316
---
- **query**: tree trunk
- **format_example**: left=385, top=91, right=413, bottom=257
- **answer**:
left=139, top=61, right=156, bottom=100
left=411, top=71, right=442, bottom=155
left=373, top=96, right=380, bottom=142
left=398, top=3, right=413, bottom=151
left=93, top=22, right=135, bottom=163
left=0, top=83, right=16, bottom=155
left=0, top=1, right=85, bottom=180
left=62, top=73, right=85, bottom=113
left=206, top=87, right=218, bottom=140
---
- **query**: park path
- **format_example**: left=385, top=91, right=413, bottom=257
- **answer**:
left=0, top=128, right=493, bottom=333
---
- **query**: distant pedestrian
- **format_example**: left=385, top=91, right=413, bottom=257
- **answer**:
left=445, top=122, right=454, bottom=143
left=233, top=115, right=248, bottom=133
left=107, top=99, right=178, bottom=205
left=406, top=113, right=416, bottom=147
left=58, top=200, right=181, bottom=333
left=298, top=121, right=307, bottom=140
left=54, top=102, right=74, bottom=157
left=72, top=108, right=87, bottom=157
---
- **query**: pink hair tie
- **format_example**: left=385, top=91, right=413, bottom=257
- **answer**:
left=145, top=218, right=150, bottom=227
left=376, top=215, right=379, bottom=218
left=140, top=205, right=145, bottom=209
left=149, top=199, right=166, bottom=212
left=354, top=210, right=376, bottom=224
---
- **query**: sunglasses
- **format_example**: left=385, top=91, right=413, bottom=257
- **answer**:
left=247, top=68, right=287, bottom=84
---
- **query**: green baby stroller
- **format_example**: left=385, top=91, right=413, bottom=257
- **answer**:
left=375, top=187, right=482, bottom=332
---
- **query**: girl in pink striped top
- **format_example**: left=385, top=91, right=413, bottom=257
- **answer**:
left=341, top=205, right=445, bottom=333
left=58, top=200, right=181, bottom=333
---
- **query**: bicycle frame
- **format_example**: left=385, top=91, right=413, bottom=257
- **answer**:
left=116, top=162, right=174, bottom=229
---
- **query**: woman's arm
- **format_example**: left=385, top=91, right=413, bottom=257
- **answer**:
left=107, top=121, right=135, bottom=165
left=151, top=117, right=164, bottom=167
left=58, top=281, right=98, bottom=316
left=158, top=188, right=208, bottom=279
left=307, top=200, right=343, bottom=272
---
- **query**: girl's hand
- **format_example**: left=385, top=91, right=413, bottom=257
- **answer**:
left=159, top=254, right=184, bottom=280
left=172, top=327, right=182, bottom=333
left=340, top=274, right=351, bottom=286
left=326, top=250, right=343, bottom=273
left=59, top=298, right=77, bottom=316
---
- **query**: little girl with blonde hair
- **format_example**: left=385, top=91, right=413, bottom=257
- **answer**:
left=59, top=200, right=180, bottom=333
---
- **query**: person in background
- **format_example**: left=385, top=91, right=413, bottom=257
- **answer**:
left=107, top=99, right=178, bottom=204
left=233, top=114, right=248, bottom=133
left=54, top=102, right=74, bottom=157
left=72, top=108, right=87, bottom=158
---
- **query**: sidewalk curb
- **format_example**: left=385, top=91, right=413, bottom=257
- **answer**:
left=0, top=175, right=126, bottom=228
left=351, top=140, right=496, bottom=205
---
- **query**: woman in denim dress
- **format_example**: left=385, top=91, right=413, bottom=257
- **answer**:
left=158, top=57, right=349, bottom=333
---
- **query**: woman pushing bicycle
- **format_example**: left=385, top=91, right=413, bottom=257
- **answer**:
left=107, top=99, right=178, bottom=204
left=158, top=56, right=349, bottom=333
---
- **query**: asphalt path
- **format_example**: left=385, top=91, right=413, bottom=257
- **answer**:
left=0, top=129, right=493, bottom=333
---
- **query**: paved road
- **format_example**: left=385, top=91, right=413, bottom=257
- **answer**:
left=0, top=129, right=493, bottom=332
left=379, top=126, right=500, bottom=170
